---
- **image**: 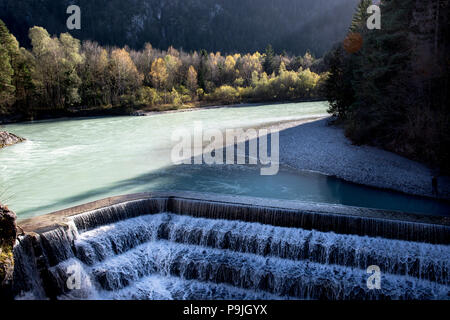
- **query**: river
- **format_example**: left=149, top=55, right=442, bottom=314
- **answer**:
left=1, top=101, right=449, bottom=219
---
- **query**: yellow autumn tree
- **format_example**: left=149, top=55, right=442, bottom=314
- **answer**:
left=164, top=54, right=182, bottom=89
left=150, top=58, right=168, bottom=91
left=238, top=52, right=263, bottom=86
left=109, top=48, right=143, bottom=104
left=222, top=55, right=238, bottom=84
left=298, top=68, right=320, bottom=97
left=186, top=65, right=198, bottom=93
left=224, top=55, right=236, bottom=72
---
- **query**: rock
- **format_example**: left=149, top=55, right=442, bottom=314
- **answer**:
left=0, top=204, right=17, bottom=297
left=131, top=110, right=146, bottom=116
left=0, top=131, right=25, bottom=149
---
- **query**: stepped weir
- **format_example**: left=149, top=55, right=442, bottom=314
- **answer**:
left=12, top=192, right=450, bottom=300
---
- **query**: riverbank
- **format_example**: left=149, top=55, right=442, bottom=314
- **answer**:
left=0, top=98, right=326, bottom=124
left=133, top=102, right=257, bottom=117
left=0, top=131, right=25, bottom=149
left=278, top=118, right=450, bottom=201
left=133, top=98, right=326, bottom=117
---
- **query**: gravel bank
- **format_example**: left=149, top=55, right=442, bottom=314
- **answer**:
left=279, top=118, right=450, bottom=200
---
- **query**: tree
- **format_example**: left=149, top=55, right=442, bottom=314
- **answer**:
left=186, top=65, right=198, bottom=93
left=0, top=45, right=14, bottom=112
left=80, top=41, right=110, bottom=107
left=59, top=33, right=83, bottom=107
left=164, top=54, right=182, bottom=89
left=238, top=53, right=262, bottom=86
left=130, top=43, right=157, bottom=87
left=350, top=0, right=372, bottom=32
left=0, top=19, right=19, bottom=112
left=197, top=49, right=209, bottom=90
left=302, top=51, right=315, bottom=69
left=0, top=19, right=36, bottom=118
left=325, top=0, right=450, bottom=172
left=150, top=57, right=169, bottom=91
left=109, top=48, right=143, bottom=105
left=219, top=55, right=238, bottom=85
left=298, top=68, right=320, bottom=97
left=263, top=44, right=275, bottom=75
left=29, top=27, right=83, bottom=109
left=13, top=48, right=36, bottom=116
left=324, top=46, right=354, bottom=120
left=209, top=85, right=240, bottom=104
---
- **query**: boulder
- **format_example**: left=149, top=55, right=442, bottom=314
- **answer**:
left=0, top=131, right=25, bottom=149
left=0, top=204, right=17, bottom=297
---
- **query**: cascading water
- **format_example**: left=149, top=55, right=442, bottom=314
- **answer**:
left=11, top=196, right=450, bottom=300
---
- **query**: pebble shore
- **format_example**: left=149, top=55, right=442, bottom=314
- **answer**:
left=278, top=118, right=450, bottom=200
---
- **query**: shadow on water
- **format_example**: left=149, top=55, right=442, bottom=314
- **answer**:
left=20, top=162, right=450, bottom=217
left=11, top=113, right=450, bottom=218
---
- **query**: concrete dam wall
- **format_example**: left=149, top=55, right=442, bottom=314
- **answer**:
left=11, top=192, right=450, bottom=300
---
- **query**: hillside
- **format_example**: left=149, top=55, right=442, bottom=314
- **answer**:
left=0, top=0, right=359, bottom=56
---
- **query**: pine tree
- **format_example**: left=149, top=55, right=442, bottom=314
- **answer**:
left=197, top=49, right=208, bottom=91
left=324, top=45, right=354, bottom=121
left=349, top=0, right=372, bottom=32
left=263, top=44, right=275, bottom=75
left=349, top=0, right=414, bottom=143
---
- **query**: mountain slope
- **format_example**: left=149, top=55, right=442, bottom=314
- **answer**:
left=0, top=0, right=359, bottom=55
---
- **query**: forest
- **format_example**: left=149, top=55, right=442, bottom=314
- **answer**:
left=0, top=19, right=328, bottom=121
left=325, top=0, right=449, bottom=173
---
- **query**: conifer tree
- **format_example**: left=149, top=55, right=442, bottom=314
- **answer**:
left=263, top=45, right=275, bottom=75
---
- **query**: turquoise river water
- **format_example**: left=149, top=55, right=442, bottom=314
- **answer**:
left=1, top=101, right=449, bottom=219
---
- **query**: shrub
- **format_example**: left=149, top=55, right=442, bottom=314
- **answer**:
left=169, top=87, right=182, bottom=107
left=209, top=85, right=241, bottom=104
left=137, top=87, right=161, bottom=107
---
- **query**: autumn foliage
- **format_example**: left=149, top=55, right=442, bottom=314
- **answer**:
left=0, top=21, right=327, bottom=121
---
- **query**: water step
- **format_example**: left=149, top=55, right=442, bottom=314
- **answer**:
left=74, top=213, right=450, bottom=284
left=13, top=193, right=450, bottom=300
left=67, top=240, right=448, bottom=300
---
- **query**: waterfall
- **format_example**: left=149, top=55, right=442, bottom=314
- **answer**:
left=72, top=198, right=167, bottom=232
left=12, top=195, right=450, bottom=300
left=168, top=198, right=450, bottom=244
left=72, top=214, right=449, bottom=284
